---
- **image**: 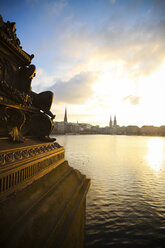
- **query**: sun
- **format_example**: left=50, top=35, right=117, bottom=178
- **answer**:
left=146, top=138, right=165, bottom=173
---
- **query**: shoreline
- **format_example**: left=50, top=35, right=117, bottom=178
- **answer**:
left=51, top=133, right=165, bottom=138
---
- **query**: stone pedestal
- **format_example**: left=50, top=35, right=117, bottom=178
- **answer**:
left=0, top=138, right=90, bottom=247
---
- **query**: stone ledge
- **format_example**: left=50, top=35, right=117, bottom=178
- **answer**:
left=0, top=160, right=90, bottom=248
left=0, top=139, right=65, bottom=201
left=0, top=141, right=64, bottom=168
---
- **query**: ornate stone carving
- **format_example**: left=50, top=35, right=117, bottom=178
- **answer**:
left=0, top=105, right=26, bottom=142
left=0, top=80, right=32, bottom=106
left=0, top=15, right=20, bottom=48
left=0, top=15, right=55, bottom=142
left=0, top=142, right=62, bottom=167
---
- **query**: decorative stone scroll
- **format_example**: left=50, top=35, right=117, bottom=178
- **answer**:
left=0, top=142, right=62, bottom=167
left=0, top=146, right=65, bottom=196
left=0, top=15, right=33, bottom=62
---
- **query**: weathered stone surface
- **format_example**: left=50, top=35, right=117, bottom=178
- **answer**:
left=0, top=138, right=64, bottom=200
left=0, top=159, right=90, bottom=248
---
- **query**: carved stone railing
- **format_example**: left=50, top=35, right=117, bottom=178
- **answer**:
left=0, top=142, right=65, bottom=197
left=0, top=142, right=61, bottom=166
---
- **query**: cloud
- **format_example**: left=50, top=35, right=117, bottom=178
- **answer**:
left=20, top=0, right=165, bottom=84
left=53, top=0, right=165, bottom=77
left=92, top=16, right=165, bottom=76
left=32, top=68, right=55, bottom=92
left=122, top=95, right=141, bottom=105
left=49, top=71, right=101, bottom=104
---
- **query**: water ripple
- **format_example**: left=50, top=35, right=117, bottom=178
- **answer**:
left=54, top=135, right=165, bottom=248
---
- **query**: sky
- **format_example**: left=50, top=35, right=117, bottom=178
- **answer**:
left=1, top=0, right=165, bottom=127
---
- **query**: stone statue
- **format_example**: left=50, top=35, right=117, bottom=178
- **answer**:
left=0, top=15, right=55, bottom=142
left=18, top=64, right=55, bottom=119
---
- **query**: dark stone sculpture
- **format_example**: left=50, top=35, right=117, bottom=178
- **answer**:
left=18, top=64, right=55, bottom=119
left=0, top=15, right=55, bottom=142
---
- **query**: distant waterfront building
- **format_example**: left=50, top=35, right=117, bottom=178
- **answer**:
left=140, top=126, right=158, bottom=136
left=109, top=116, right=112, bottom=128
left=126, top=125, right=139, bottom=135
left=53, top=108, right=165, bottom=136
left=64, top=107, right=68, bottom=123
left=116, top=126, right=126, bottom=135
left=159, top=126, right=165, bottom=136
left=53, top=114, right=165, bottom=136
left=114, top=115, right=117, bottom=127
left=109, top=115, right=117, bottom=128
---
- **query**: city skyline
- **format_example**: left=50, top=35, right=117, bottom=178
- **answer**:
left=1, top=0, right=165, bottom=127
left=58, top=107, right=165, bottom=128
left=54, top=108, right=165, bottom=136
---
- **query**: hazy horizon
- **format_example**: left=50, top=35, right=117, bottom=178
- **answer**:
left=54, top=114, right=165, bottom=129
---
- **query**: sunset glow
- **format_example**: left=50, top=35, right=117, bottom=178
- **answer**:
left=146, top=138, right=165, bottom=173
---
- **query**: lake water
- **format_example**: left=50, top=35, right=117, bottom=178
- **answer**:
left=53, top=135, right=165, bottom=248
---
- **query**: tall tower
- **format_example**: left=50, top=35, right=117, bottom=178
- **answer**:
left=64, top=107, right=68, bottom=123
left=114, top=115, right=117, bottom=127
left=109, top=115, right=112, bottom=128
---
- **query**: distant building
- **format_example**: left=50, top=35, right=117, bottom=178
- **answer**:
left=109, top=116, right=112, bottom=128
left=116, top=126, right=126, bottom=135
left=126, top=125, right=139, bottom=135
left=113, top=115, right=117, bottom=127
left=140, top=126, right=158, bottom=136
left=91, top=125, right=100, bottom=133
left=64, top=107, right=68, bottom=123
left=53, top=109, right=165, bottom=136
left=158, top=126, right=165, bottom=136
left=109, top=115, right=118, bottom=134
left=53, top=122, right=65, bottom=134
left=109, top=115, right=117, bottom=128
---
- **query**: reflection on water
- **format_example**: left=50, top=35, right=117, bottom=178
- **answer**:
left=146, top=138, right=164, bottom=173
left=54, top=135, right=165, bottom=248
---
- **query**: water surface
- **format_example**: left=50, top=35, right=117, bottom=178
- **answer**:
left=54, top=135, right=165, bottom=248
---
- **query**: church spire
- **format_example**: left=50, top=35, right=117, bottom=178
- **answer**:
left=109, top=115, right=112, bottom=128
left=64, top=107, right=68, bottom=123
left=114, top=115, right=117, bottom=127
